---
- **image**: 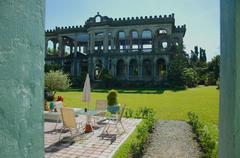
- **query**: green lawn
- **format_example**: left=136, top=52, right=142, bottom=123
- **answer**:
left=56, top=86, right=219, bottom=138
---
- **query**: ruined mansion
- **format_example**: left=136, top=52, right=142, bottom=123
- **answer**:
left=45, top=13, right=186, bottom=83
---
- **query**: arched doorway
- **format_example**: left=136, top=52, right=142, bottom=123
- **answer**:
left=142, top=59, right=152, bottom=80
left=129, top=59, right=138, bottom=80
left=116, top=59, right=125, bottom=79
left=156, top=58, right=166, bottom=80
left=94, top=59, right=103, bottom=80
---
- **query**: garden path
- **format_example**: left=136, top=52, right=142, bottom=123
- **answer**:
left=143, top=120, right=203, bottom=158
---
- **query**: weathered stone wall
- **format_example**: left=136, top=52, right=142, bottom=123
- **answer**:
left=0, top=1, right=45, bottom=157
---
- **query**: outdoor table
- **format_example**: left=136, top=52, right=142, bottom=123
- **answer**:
left=75, top=109, right=105, bottom=133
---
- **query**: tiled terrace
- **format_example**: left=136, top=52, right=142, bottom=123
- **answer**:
left=45, top=116, right=141, bottom=158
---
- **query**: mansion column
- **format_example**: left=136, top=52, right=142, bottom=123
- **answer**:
left=138, top=59, right=143, bottom=80
left=53, top=41, right=57, bottom=54
left=72, top=41, right=78, bottom=77
left=125, top=62, right=129, bottom=80
left=153, top=59, right=156, bottom=81
left=58, top=36, right=64, bottom=66
left=104, top=31, right=109, bottom=53
left=151, top=58, right=155, bottom=80
left=154, top=35, right=159, bottom=52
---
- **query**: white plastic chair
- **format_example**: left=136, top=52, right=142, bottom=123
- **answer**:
left=101, top=104, right=126, bottom=137
left=94, top=100, right=107, bottom=122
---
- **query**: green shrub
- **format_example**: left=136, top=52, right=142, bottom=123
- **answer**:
left=45, top=70, right=71, bottom=92
left=188, top=112, right=217, bottom=158
left=107, top=89, right=118, bottom=106
left=182, top=68, right=198, bottom=87
left=124, top=107, right=134, bottom=118
left=113, top=108, right=155, bottom=158
left=205, top=72, right=217, bottom=86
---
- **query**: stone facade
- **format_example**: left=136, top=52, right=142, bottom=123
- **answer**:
left=45, top=13, right=186, bottom=82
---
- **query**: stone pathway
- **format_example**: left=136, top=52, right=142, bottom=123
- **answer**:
left=143, top=121, right=203, bottom=158
left=44, top=116, right=141, bottom=158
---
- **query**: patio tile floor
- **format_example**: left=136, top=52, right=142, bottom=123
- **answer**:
left=45, top=116, right=141, bottom=158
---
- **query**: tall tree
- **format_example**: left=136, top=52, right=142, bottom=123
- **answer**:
left=208, top=55, right=220, bottom=81
left=168, top=44, right=189, bottom=87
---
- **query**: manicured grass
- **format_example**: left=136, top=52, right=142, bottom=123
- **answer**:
left=57, top=86, right=219, bottom=138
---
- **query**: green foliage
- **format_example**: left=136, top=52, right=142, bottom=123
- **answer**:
left=190, top=46, right=207, bottom=65
left=124, top=107, right=134, bottom=118
left=114, top=108, right=155, bottom=158
left=45, top=70, right=71, bottom=92
left=188, top=112, right=217, bottom=158
left=182, top=68, right=198, bottom=87
left=56, top=86, right=219, bottom=150
left=205, top=72, right=217, bottom=86
left=208, top=55, right=220, bottom=81
left=168, top=44, right=189, bottom=87
left=107, top=89, right=118, bottom=106
left=216, top=78, right=220, bottom=89
left=45, top=64, right=62, bottom=73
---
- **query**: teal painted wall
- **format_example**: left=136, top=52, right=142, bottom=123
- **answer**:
left=219, top=0, right=240, bottom=157
left=0, top=1, right=45, bottom=157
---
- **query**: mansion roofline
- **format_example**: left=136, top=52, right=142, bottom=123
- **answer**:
left=46, top=13, right=186, bottom=36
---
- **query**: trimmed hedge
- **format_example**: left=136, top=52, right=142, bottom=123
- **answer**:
left=188, top=112, right=217, bottom=158
left=113, top=107, right=155, bottom=158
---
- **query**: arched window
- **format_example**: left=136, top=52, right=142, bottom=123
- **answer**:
left=95, top=16, right=101, bottom=23
left=131, top=31, right=139, bottom=50
left=158, top=29, right=168, bottom=35
left=142, top=30, right=152, bottom=52
left=131, top=31, right=138, bottom=39
left=142, top=30, right=152, bottom=39
left=65, top=45, right=71, bottom=56
left=47, top=40, right=54, bottom=54
left=118, top=31, right=126, bottom=40
left=118, top=31, right=126, bottom=51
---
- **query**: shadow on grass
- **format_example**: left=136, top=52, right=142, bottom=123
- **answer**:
left=92, top=87, right=186, bottom=94
left=58, top=87, right=186, bottom=95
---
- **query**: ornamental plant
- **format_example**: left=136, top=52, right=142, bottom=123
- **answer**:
left=45, top=70, right=71, bottom=99
left=107, top=89, right=118, bottom=106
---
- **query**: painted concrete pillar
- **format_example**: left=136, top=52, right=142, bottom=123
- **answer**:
left=219, top=0, right=240, bottom=157
left=0, top=1, right=44, bottom=157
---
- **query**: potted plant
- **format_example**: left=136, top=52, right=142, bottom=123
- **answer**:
left=107, top=89, right=120, bottom=114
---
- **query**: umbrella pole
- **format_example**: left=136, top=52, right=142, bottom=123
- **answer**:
left=84, top=101, right=93, bottom=133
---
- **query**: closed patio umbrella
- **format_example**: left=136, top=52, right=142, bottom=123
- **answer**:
left=82, top=73, right=91, bottom=106
left=82, top=74, right=93, bottom=133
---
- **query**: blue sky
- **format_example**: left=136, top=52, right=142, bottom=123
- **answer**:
left=46, top=0, right=220, bottom=61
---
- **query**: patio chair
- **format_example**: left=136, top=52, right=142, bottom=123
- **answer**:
left=94, top=100, right=107, bottom=123
left=59, top=107, right=83, bottom=140
left=101, top=104, right=126, bottom=137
